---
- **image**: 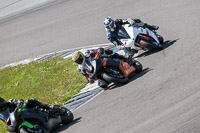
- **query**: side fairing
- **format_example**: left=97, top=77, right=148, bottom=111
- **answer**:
left=147, top=28, right=160, bottom=43
left=121, top=25, right=160, bottom=49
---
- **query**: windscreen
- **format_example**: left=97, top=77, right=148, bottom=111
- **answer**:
left=117, top=26, right=131, bottom=39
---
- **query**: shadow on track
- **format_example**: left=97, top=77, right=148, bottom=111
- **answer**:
left=55, top=117, right=82, bottom=133
left=128, top=67, right=152, bottom=82
left=106, top=68, right=152, bottom=90
left=135, top=39, right=179, bottom=58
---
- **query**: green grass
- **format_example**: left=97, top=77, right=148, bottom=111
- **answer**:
left=0, top=57, right=88, bottom=132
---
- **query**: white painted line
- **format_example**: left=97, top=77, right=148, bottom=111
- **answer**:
left=0, top=43, right=112, bottom=69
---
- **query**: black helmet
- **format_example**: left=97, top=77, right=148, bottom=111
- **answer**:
left=0, top=98, right=9, bottom=121
left=72, top=50, right=85, bottom=64
left=0, top=98, right=7, bottom=112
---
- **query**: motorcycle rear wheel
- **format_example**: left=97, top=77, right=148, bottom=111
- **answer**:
left=132, top=60, right=143, bottom=73
left=61, top=109, right=74, bottom=124
left=102, top=73, right=129, bottom=84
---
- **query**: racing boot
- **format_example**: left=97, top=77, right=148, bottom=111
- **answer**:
left=111, top=53, right=128, bottom=61
left=145, top=23, right=159, bottom=31
left=98, top=79, right=109, bottom=88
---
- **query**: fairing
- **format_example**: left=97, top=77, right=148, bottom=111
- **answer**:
left=120, top=24, right=160, bottom=50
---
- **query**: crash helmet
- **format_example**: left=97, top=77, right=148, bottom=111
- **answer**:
left=72, top=50, right=85, bottom=64
left=0, top=98, right=7, bottom=112
left=104, top=16, right=116, bottom=30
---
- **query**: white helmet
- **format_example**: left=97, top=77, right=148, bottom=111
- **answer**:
left=104, top=16, right=116, bottom=31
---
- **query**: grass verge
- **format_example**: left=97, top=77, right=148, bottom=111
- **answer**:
left=0, top=57, right=88, bottom=132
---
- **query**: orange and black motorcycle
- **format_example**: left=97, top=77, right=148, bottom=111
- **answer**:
left=88, top=52, right=143, bottom=88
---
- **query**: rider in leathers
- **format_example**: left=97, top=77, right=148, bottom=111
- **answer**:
left=72, top=48, right=127, bottom=88
left=104, top=16, right=159, bottom=54
left=0, top=97, right=61, bottom=132
left=0, top=98, right=52, bottom=113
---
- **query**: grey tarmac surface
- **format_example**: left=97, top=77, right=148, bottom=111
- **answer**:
left=1, top=0, right=200, bottom=133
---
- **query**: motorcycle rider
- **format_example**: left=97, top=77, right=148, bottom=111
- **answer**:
left=104, top=16, right=159, bottom=54
left=0, top=97, right=57, bottom=130
left=0, top=97, right=67, bottom=132
left=0, top=98, right=24, bottom=115
left=0, top=97, right=52, bottom=114
left=72, top=48, right=128, bottom=88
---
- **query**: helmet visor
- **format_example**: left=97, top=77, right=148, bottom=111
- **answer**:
left=0, top=102, right=9, bottom=121
left=105, top=20, right=114, bottom=29
left=0, top=108, right=9, bottom=121
left=75, top=54, right=84, bottom=64
left=0, top=102, right=7, bottom=112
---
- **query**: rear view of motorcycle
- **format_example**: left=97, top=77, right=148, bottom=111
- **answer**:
left=0, top=103, right=73, bottom=133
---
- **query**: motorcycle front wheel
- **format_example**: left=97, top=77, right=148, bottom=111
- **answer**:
left=157, top=35, right=164, bottom=44
left=102, top=73, right=129, bottom=84
left=140, top=40, right=162, bottom=50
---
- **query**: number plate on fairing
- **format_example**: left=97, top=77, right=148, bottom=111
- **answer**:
left=121, top=39, right=134, bottom=47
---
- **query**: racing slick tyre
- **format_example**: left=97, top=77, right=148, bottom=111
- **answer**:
left=157, top=35, right=164, bottom=44
left=102, top=73, right=129, bottom=84
left=132, top=60, right=143, bottom=73
left=140, top=40, right=163, bottom=50
left=61, top=109, right=74, bottom=124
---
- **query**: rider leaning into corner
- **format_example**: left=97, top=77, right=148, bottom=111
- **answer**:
left=0, top=97, right=52, bottom=114
left=104, top=16, right=159, bottom=55
left=0, top=97, right=56, bottom=125
left=72, top=48, right=128, bottom=88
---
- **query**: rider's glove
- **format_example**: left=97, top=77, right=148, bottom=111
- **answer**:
left=127, top=18, right=135, bottom=25
left=98, top=47, right=104, bottom=54
left=26, top=98, right=37, bottom=105
left=85, top=50, right=91, bottom=58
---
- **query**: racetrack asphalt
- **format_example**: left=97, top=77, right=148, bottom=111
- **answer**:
left=1, top=0, right=200, bottom=133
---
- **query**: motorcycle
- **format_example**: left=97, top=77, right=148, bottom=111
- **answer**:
left=118, top=22, right=164, bottom=56
left=87, top=51, right=143, bottom=87
left=0, top=104, right=73, bottom=133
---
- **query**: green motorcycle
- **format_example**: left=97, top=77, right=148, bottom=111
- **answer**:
left=0, top=103, right=73, bottom=133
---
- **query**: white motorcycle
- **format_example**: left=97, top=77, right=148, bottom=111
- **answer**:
left=118, top=22, right=164, bottom=56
